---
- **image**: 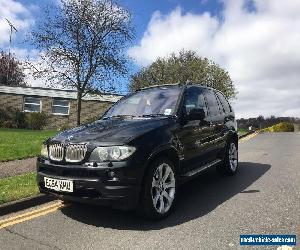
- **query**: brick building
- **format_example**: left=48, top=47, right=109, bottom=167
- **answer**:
left=0, top=85, right=122, bottom=129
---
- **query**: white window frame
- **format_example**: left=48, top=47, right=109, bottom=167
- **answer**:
left=23, top=96, right=42, bottom=113
left=52, top=99, right=70, bottom=116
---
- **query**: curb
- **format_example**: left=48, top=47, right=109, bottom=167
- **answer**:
left=0, top=194, right=55, bottom=217
left=238, top=130, right=256, bottom=139
left=1, top=130, right=259, bottom=217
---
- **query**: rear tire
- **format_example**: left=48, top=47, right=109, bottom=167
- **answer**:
left=138, top=157, right=177, bottom=220
left=217, top=140, right=238, bottom=176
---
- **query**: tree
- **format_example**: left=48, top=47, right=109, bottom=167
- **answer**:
left=0, top=51, right=27, bottom=87
left=130, top=50, right=236, bottom=99
left=29, top=0, right=133, bottom=125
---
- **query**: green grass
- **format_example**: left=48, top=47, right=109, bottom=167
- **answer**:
left=0, top=172, right=39, bottom=205
left=0, top=128, right=57, bottom=162
left=238, top=128, right=250, bottom=137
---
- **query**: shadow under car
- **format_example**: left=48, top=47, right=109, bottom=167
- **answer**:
left=60, top=161, right=271, bottom=230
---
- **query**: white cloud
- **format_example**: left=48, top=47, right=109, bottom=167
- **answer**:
left=0, top=1, right=56, bottom=89
left=129, top=0, right=300, bottom=118
left=9, top=47, right=47, bottom=88
left=0, top=0, right=35, bottom=47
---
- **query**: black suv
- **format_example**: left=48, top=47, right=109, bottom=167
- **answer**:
left=37, top=84, right=238, bottom=219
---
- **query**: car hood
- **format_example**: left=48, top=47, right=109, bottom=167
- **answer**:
left=50, top=117, right=173, bottom=145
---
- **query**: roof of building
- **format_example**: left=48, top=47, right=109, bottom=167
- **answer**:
left=0, top=85, right=123, bottom=103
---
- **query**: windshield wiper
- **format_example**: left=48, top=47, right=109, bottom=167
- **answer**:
left=140, top=114, right=168, bottom=118
left=103, top=114, right=171, bottom=120
left=103, top=115, right=137, bottom=120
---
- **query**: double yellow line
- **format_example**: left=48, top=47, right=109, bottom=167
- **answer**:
left=0, top=201, right=66, bottom=229
left=0, top=131, right=259, bottom=230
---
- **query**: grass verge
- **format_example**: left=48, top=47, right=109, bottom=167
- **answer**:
left=0, top=128, right=57, bottom=162
left=0, top=172, right=39, bottom=205
left=238, top=128, right=250, bottom=137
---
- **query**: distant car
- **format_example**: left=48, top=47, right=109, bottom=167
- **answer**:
left=37, top=84, right=238, bottom=220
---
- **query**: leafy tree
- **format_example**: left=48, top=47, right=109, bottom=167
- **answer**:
left=130, top=50, right=236, bottom=99
left=0, top=51, right=27, bottom=87
left=29, top=0, right=133, bottom=125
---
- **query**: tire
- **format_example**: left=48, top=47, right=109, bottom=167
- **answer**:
left=217, top=140, right=238, bottom=176
left=138, top=157, right=177, bottom=220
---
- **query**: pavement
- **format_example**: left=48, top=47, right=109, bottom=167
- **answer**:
left=0, top=157, right=36, bottom=179
left=0, top=132, right=299, bottom=250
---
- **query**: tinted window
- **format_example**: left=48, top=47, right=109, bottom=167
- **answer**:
left=216, top=92, right=231, bottom=114
left=184, top=87, right=207, bottom=115
left=203, top=89, right=221, bottom=116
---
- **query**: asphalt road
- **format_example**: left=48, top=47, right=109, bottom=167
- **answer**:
left=1, top=133, right=299, bottom=250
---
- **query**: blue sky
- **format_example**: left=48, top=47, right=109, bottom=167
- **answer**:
left=3, top=0, right=222, bottom=94
left=118, top=0, right=223, bottom=38
left=11, top=0, right=223, bottom=55
left=8, top=0, right=224, bottom=94
left=1, top=0, right=300, bottom=118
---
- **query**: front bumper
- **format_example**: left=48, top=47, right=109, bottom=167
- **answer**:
left=36, top=158, right=144, bottom=210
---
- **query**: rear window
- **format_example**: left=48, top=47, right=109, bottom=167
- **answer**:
left=203, top=89, right=222, bottom=116
left=216, top=92, right=231, bottom=114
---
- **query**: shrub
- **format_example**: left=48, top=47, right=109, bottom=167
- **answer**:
left=13, top=110, right=27, bottom=128
left=83, top=116, right=99, bottom=125
left=25, top=112, right=48, bottom=130
left=0, top=107, right=26, bottom=128
left=58, top=124, right=72, bottom=131
left=263, top=122, right=294, bottom=132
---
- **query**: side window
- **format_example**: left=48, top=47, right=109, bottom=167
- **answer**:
left=184, top=87, right=207, bottom=115
left=216, top=92, right=231, bottom=114
left=203, top=89, right=222, bottom=117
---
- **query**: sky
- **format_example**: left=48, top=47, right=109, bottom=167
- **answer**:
left=0, top=0, right=299, bottom=118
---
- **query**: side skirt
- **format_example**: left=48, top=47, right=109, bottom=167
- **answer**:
left=181, top=159, right=222, bottom=178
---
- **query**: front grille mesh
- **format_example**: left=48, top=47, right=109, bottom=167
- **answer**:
left=48, top=144, right=87, bottom=162
left=66, top=144, right=87, bottom=162
left=49, top=144, right=64, bottom=161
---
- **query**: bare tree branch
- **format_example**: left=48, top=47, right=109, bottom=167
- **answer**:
left=28, top=0, right=133, bottom=125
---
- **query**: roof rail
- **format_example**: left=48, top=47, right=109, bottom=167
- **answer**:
left=135, top=82, right=216, bottom=92
left=136, top=83, right=183, bottom=91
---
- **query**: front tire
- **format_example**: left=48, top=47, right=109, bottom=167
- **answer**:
left=139, top=157, right=177, bottom=220
left=217, top=140, right=238, bottom=176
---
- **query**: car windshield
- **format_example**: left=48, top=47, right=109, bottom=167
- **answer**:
left=104, top=86, right=182, bottom=118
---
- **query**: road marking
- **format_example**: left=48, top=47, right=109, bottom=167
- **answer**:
left=239, top=131, right=260, bottom=143
left=0, top=130, right=259, bottom=229
left=0, top=201, right=66, bottom=229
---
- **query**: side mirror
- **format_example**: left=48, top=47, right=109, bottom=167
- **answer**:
left=187, top=108, right=205, bottom=121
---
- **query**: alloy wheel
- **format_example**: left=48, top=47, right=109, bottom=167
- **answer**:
left=151, top=163, right=176, bottom=214
left=229, top=143, right=238, bottom=172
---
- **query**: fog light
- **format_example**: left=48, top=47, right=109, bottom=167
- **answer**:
left=108, top=171, right=119, bottom=181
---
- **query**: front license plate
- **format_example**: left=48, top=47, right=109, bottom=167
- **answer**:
left=44, top=177, right=73, bottom=193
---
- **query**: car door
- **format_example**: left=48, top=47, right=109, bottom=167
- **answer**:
left=203, top=89, right=227, bottom=160
left=177, top=86, right=215, bottom=174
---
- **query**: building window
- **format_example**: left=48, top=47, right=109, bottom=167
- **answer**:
left=24, top=97, right=41, bottom=112
left=52, top=99, right=70, bottom=115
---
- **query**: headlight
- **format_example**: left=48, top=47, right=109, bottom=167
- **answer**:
left=89, top=146, right=136, bottom=162
left=41, top=144, right=48, bottom=158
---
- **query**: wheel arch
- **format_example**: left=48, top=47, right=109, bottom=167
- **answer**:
left=228, top=130, right=238, bottom=147
left=145, top=145, right=180, bottom=174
